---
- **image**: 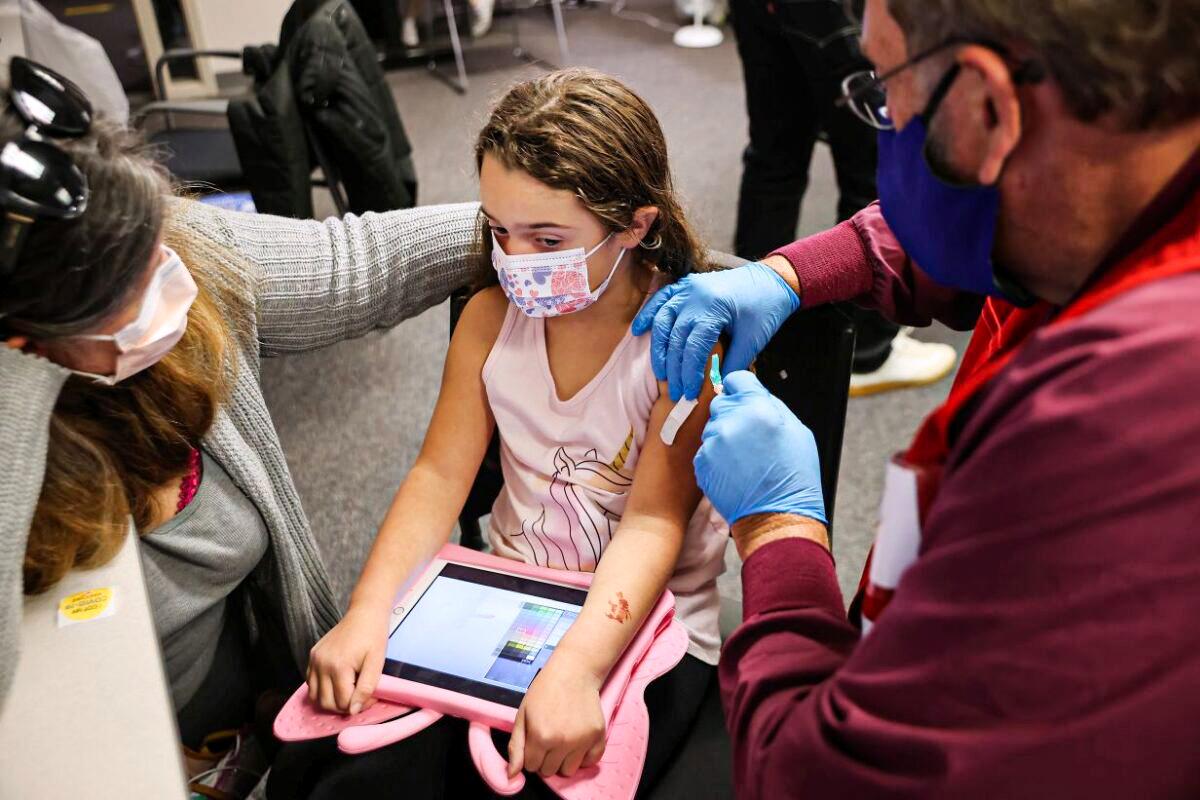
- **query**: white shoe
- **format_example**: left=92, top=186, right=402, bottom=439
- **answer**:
left=470, top=0, right=494, bottom=37
left=849, top=328, right=958, bottom=397
left=402, top=17, right=420, bottom=48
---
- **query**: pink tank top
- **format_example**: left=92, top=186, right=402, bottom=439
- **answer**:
left=482, top=301, right=727, bottom=664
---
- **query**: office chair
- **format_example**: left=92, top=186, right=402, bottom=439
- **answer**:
left=132, top=49, right=245, bottom=191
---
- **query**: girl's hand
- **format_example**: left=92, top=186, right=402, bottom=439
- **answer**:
left=507, top=653, right=607, bottom=779
left=306, top=605, right=391, bottom=715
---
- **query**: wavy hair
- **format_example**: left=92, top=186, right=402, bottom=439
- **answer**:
left=474, top=68, right=709, bottom=285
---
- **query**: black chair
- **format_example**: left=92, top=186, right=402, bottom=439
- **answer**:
left=447, top=251, right=855, bottom=795
left=136, top=1, right=419, bottom=219
left=132, top=50, right=246, bottom=191
left=134, top=48, right=338, bottom=210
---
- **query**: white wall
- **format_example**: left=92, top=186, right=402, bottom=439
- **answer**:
left=182, top=0, right=291, bottom=72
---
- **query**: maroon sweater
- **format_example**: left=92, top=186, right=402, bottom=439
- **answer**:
left=720, top=171, right=1200, bottom=798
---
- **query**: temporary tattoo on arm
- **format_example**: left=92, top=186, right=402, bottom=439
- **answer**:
left=605, top=592, right=631, bottom=624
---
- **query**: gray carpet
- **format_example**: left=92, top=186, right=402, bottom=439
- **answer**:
left=258, top=0, right=970, bottom=615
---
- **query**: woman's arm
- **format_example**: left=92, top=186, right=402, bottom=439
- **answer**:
left=0, top=347, right=70, bottom=710
left=306, top=288, right=507, bottom=714
left=510, top=347, right=722, bottom=778
left=177, top=199, right=484, bottom=355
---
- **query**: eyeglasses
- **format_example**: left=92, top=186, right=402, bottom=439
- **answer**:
left=837, top=39, right=966, bottom=131
left=0, top=56, right=93, bottom=275
left=838, top=38, right=1043, bottom=131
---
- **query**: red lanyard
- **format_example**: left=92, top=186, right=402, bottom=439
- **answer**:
left=905, top=194, right=1200, bottom=477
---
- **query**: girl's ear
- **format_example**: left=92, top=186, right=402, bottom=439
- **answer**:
left=617, top=206, right=660, bottom=249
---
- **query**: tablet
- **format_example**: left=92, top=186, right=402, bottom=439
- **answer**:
left=383, top=561, right=588, bottom=708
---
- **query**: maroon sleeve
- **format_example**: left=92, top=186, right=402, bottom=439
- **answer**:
left=719, top=274, right=1200, bottom=799
left=770, top=202, right=983, bottom=330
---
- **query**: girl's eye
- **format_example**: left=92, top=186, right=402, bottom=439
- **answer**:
left=538, top=238, right=562, bottom=248
left=490, top=226, right=508, bottom=236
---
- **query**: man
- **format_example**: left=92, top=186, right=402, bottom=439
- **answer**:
left=730, top=0, right=956, bottom=396
left=632, top=0, right=1200, bottom=795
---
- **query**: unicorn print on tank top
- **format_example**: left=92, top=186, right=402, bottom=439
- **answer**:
left=482, top=297, right=729, bottom=664
left=514, top=432, right=635, bottom=571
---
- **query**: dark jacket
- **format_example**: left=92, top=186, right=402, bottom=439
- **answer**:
left=228, top=0, right=417, bottom=218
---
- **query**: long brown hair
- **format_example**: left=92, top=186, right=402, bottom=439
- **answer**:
left=0, top=119, right=238, bottom=594
left=475, top=68, right=708, bottom=284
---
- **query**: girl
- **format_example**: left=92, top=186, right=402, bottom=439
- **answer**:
left=296, top=69, right=728, bottom=796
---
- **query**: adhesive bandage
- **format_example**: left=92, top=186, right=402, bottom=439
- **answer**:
left=659, top=355, right=722, bottom=446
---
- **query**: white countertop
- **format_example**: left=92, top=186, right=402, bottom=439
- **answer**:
left=0, top=527, right=187, bottom=799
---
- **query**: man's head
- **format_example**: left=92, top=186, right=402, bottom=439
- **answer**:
left=881, top=0, right=1200, bottom=131
left=857, top=0, right=1200, bottom=303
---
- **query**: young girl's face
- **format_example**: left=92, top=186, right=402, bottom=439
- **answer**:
left=479, top=153, right=628, bottom=294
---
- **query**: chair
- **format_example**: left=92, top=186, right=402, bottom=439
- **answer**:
left=134, top=48, right=347, bottom=215
left=134, top=1, right=419, bottom=219
left=447, top=250, right=855, bottom=795
left=132, top=50, right=246, bottom=191
left=398, top=0, right=571, bottom=94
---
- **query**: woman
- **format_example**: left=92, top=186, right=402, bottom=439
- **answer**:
left=0, top=60, right=480, bottom=774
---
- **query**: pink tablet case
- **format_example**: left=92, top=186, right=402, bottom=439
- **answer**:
left=274, top=544, right=689, bottom=799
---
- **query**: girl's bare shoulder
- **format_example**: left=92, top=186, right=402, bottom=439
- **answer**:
left=455, top=286, right=510, bottom=349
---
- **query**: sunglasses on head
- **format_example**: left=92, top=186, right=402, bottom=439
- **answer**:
left=0, top=56, right=93, bottom=275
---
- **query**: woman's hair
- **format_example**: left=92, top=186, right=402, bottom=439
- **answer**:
left=474, top=68, right=708, bottom=285
left=0, top=117, right=237, bottom=594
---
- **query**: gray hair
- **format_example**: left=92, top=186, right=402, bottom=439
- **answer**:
left=0, top=116, right=169, bottom=337
left=886, top=0, right=1200, bottom=130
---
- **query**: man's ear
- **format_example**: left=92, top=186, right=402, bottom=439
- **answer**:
left=957, top=44, right=1023, bottom=185
left=617, top=206, right=660, bottom=249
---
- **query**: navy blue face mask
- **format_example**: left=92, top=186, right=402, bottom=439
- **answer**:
left=877, top=65, right=1034, bottom=305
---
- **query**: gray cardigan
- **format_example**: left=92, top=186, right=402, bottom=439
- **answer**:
left=0, top=199, right=483, bottom=708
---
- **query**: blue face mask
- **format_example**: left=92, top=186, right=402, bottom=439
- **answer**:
left=877, top=66, right=1032, bottom=305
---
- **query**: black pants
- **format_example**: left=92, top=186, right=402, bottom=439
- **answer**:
left=177, top=586, right=302, bottom=757
left=730, top=0, right=899, bottom=372
left=267, top=654, right=715, bottom=799
left=176, top=608, right=257, bottom=748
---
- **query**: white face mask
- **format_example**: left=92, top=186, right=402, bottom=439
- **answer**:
left=67, top=246, right=198, bottom=385
left=491, top=232, right=626, bottom=318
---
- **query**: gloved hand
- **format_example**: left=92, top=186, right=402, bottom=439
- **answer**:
left=631, top=261, right=800, bottom=401
left=694, top=371, right=826, bottom=525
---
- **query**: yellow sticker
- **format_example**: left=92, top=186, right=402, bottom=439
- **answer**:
left=57, top=587, right=118, bottom=627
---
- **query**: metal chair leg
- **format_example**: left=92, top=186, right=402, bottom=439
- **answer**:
left=427, top=0, right=570, bottom=93
left=433, top=0, right=470, bottom=93
left=511, top=0, right=569, bottom=68
left=511, top=0, right=525, bottom=58
left=550, top=0, right=570, bottom=63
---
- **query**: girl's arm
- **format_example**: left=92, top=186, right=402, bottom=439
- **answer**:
left=307, top=288, right=508, bottom=714
left=509, top=346, right=723, bottom=778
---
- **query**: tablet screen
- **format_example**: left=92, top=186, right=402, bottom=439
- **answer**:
left=383, top=563, right=587, bottom=708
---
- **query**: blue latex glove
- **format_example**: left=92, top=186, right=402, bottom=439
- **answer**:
left=631, top=261, right=800, bottom=401
left=694, top=371, right=826, bottom=526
